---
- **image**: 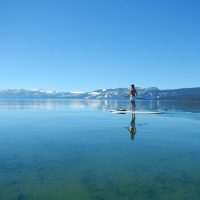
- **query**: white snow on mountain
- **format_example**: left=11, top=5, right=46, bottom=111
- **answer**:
left=71, top=91, right=85, bottom=94
left=90, top=92, right=100, bottom=96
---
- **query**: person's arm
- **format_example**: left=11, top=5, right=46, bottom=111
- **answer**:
left=135, top=89, right=137, bottom=96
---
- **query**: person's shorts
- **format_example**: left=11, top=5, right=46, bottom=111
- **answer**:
left=130, top=96, right=136, bottom=102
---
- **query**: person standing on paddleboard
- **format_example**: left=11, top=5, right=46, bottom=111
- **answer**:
left=129, top=84, right=137, bottom=111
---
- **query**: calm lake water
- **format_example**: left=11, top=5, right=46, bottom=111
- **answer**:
left=0, top=100, right=200, bottom=200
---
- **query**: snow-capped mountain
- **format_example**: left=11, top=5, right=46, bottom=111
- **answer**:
left=0, top=88, right=87, bottom=99
left=0, top=87, right=200, bottom=100
left=85, top=87, right=200, bottom=100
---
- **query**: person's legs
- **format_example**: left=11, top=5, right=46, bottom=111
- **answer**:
left=131, top=100, right=136, bottom=111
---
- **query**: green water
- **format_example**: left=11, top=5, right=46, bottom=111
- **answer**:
left=0, top=100, right=200, bottom=200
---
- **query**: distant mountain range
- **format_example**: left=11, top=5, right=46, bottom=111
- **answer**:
left=0, top=87, right=200, bottom=100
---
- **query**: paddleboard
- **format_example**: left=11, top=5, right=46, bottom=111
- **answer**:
left=110, top=110, right=163, bottom=114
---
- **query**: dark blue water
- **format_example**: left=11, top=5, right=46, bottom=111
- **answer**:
left=0, top=100, right=200, bottom=200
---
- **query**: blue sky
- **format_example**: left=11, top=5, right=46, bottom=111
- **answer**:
left=0, top=0, right=199, bottom=91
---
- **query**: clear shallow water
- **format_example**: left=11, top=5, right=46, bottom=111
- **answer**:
left=0, top=100, right=200, bottom=200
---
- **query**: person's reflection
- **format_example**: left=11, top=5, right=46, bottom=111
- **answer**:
left=125, top=113, right=136, bottom=140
